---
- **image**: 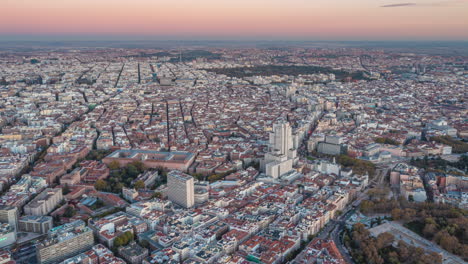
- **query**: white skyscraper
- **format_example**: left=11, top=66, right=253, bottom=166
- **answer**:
left=264, top=120, right=298, bottom=178
left=269, top=121, right=296, bottom=158
left=167, top=170, right=195, bottom=208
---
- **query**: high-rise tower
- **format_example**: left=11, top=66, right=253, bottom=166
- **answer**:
left=264, top=120, right=298, bottom=178
left=167, top=170, right=195, bottom=208
left=269, top=120, right=296, bottom=159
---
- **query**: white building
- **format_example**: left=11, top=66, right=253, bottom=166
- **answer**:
left=167, top=170, right=195, bottom=208
left=264, top=120, right=298, bottom=179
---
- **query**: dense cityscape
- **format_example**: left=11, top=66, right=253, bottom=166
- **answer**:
left=0, top=44, right=465, bottom=264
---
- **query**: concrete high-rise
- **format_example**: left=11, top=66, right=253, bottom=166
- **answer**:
left=36, top=220, right=94, bottom=264
left=0, top=206, right=18, bottom=231
left=263, top=120, right=298, bottom=178
left=167, top=170, right=195, bottom=208
left=269, top=120, right=295, bottom=158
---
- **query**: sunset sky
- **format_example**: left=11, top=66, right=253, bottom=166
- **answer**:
left=1, top=0, right=467, bottom=41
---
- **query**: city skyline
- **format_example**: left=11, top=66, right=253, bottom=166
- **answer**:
left=1, top=0, right=468, bottom=41
left=0, top=1, right=466, bottom=263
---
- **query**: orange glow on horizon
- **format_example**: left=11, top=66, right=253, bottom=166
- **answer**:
left=1, top=0, right=467, bottom=40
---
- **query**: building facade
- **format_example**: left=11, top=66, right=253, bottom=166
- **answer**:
left=264, top=120, right=298, bottom=178
left=118, top=241, right=149, bottom=264
left=36, top=220, right=94, bottom=264
left=167, top=170, right=195, bottom=208
left=18, top=215, right=53, bottom=234
left=24, top=188, right=63, bottom=216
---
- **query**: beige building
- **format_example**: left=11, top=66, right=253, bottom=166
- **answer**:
left=102, top=150, right=195, bottom=172
left=167, top=170, right=194, bottom=208
left=19, top=215, right=53, bottom=234
left=24, top=188, right=63, bottom=216
left=0, top=206, right=18, bottom=231
left=36, top=220, right=94, bottom=264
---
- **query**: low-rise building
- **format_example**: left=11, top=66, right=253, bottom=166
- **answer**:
left=118, top=241, right=149, bottom=264
left=24, top=188, right=63, bottom=216
left=18, top=215, right=53, bottom=234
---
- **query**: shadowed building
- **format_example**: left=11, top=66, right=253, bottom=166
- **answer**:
left=102, top=150, right=195, bottom=172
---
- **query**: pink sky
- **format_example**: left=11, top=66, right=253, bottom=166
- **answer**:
left=1, top=0, right=467, bottom=40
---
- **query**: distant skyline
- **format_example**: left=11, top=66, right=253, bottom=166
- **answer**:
left=1, top=0, right=468, bottom=41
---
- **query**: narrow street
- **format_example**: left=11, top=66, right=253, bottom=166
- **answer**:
left=295, top=110, right=356, bottom=263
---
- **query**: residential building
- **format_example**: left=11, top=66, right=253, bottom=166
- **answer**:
left=18, top=215, right=53, bottom=234
left=36, top=220, right=94, bottom=264
left=24, top=188, right=63, bottom=216
left=118, top=241, right=149, bottom=264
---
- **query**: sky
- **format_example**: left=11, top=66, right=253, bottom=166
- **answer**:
left=1, top=0, right=467, bottom=41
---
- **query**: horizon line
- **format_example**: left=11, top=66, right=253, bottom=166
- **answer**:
left=1, top=36, right=468, bottom=43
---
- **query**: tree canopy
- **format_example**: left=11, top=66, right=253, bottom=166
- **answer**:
left=134, top=180, right=145, bottom=190
left=345, top=223, right=443, bottom=264
left=336, top=154, right=376, bottom=177
left=113, top=231, right=134, bottom=248
left=375, top=137, right=400, bottom=146
left=108, top=160, right=121, bottom=170
left=97, top=161, right=147, bottom=193
left=94, top=179, right=107, bottom=191
left=361, top=197, right=468, bottom=260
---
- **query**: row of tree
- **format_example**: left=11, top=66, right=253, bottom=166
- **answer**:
left=95, top=161, right=147, bottom=193
left=85, top=149, right=112, bottom=161
left=336, top=154, right=376, bottom=177
left=113, top=231, right=134, bottom=249
left=410, top=155, right=467, bottom=174
left=374, top=137, right=400, bottom=146
left=430, top=136, right=468, bottom=154
left=95, top=161, right=169, bottom=196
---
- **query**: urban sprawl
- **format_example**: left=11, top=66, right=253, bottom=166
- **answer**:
left=0, top=46, right=466, bottom=264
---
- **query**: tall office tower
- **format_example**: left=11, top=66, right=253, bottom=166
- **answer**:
left=0, top=206, right=18, bottom=231
left=167, top=170, right=194, bottom=208
left=269, top=121, right=296, bottom=158
left=36, top=220, right=94, bottom=264
left=264, top=120, right=298, bottom=178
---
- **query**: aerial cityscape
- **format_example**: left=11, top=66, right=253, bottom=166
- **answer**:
left=0, top=1, right=467, bottom=264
